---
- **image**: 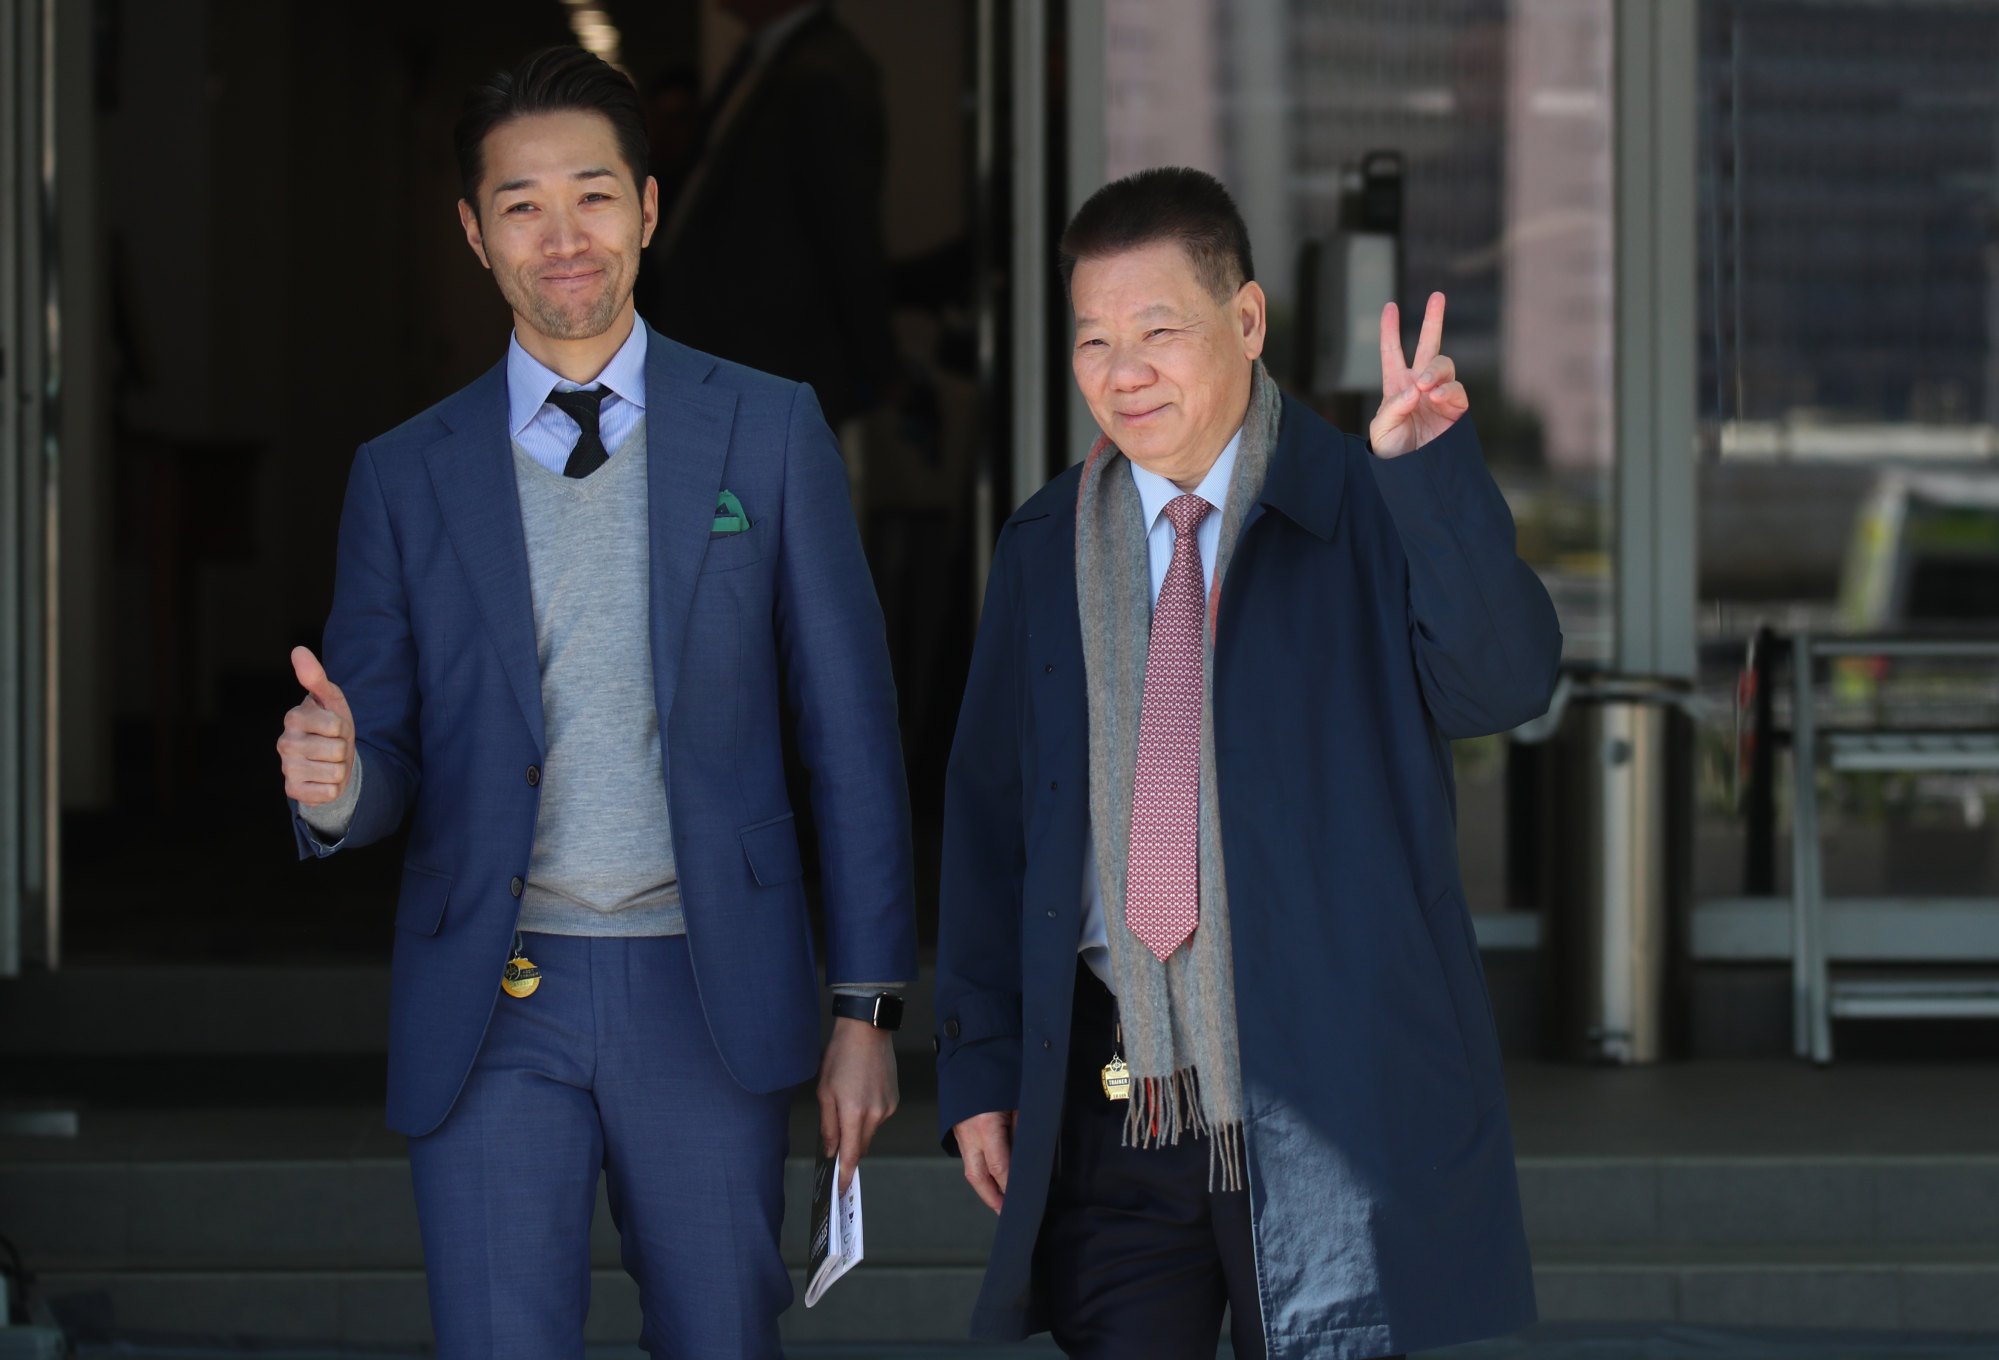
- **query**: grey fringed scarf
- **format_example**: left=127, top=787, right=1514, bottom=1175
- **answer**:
left=1074, top=361, right=1283, bottom=1192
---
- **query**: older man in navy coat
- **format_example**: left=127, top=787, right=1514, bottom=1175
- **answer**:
left=935, top=167, right=1560, bottom=1360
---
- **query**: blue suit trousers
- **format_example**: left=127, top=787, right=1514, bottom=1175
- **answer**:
left=407, top=933, right=793, bottom=1358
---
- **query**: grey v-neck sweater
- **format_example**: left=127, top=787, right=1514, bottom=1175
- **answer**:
left=510, top=420, right=683, bottom=936
left=302, top=423, right=683, bottom=935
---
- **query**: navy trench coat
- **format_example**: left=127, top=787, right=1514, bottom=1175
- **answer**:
left=934, top=395, right=1561, bottom=1359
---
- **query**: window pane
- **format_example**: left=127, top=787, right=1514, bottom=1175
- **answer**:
left=1101, top=0, right=1617, bottom=910
left=1105, top=0, right=1616, bottom=661
left=1694, top=0, right=1999, bottom=907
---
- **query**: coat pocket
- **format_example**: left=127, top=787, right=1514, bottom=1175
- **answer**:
left=1418, top=884, right=1505, bottom=1117
left=395, top=863, right=452, bottom=936
left=740, top=812, right=804, bottom=887
left=701, top=519, right=772, bottom=574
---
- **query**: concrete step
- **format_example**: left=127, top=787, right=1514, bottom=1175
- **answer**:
left=10, top=1152, right=1999, bottom=1274
left=39, top=1265, right=988, bottom=1349
left=35, top=1252, right=1999, bottom=1346
left=62, top=1348, right=1068, bottom=1360
left=1528, top=1247, right=1999, bottom=1334
left=1514, top=1155, right=1999, bottom=1248
left=0, top=967, right=942, bottom=1060
left=3, top=1156, right=995, bottom=1273
left=13, top=1066, right=1999, bottom=1346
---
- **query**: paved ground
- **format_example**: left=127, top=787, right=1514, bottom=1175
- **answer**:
left=60, top=1326, right=1999, bottom=1358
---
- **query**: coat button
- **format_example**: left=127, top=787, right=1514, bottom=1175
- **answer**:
left=943, top=1017, right=961, bottom=1039
left=510, top=876, right=524, bottom=898
left=1048, top=780, right=1058, bottom=791
left=526, top=765, right=541, bottom=786
left=1046, top=908, right=1057, bottom=919
left=1044, top=663, right=1055, bottom=673
left=1042, top=1039, right=1053, bottom=1050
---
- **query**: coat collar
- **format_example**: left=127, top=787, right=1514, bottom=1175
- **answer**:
left=422, top=322, right=736, bottom=753
left=1061, top=390, right=1348, bottom=550
left=1250, top=393, right=1347, bottom=543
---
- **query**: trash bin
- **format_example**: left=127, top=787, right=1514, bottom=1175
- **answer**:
left=1513, top=670, right=1695, bottom=1064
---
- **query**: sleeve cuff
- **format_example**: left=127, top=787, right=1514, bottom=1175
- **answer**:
left=297, top=752, right=363, bottom=842
left=829, top=982, right=910, bottom=998
left=1365, top=414, right=1482, bottom=517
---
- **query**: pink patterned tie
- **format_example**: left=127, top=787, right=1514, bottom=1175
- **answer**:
left=1126, top=493, right=1213, bottom=961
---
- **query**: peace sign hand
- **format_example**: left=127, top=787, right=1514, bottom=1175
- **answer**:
left=1369, top=291, right=1469, bottom=459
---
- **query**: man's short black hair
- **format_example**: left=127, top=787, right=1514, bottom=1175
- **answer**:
left=455, top=46, right=650, bottom=213
left=1059, top=166, right=1255, bottom=302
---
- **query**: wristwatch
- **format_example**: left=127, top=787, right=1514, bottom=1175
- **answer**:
left=831, top=992, right=904, bottom=1031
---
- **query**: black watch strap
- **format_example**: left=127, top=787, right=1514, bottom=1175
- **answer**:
left=831, top=992, right=904, bottom=1031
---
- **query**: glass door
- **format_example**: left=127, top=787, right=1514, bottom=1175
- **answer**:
left=1692, top=0, right=1999, bottom=944
left=1072, top=0, right=1624, bottom=916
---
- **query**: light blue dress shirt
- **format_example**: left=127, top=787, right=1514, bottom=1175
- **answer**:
left=507, top=318, right=649, bottom=475
left=1078, top=424, right=1243, bottom=989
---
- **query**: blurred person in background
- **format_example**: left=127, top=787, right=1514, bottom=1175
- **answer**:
left=641, top=64, right=702, bottom=210
left=639, top=0, right=896, bottom=429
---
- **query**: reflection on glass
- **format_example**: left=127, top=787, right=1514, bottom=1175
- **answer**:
left=1099, top=0, right=1618, bottom=909
left=1694, top=0, right=1999, bottom=905
left=1105, top=0, right=1616, bottom=662
left=1699, top=0, right=1999, bottom=640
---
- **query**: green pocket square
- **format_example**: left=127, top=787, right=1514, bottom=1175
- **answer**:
left=712, top=489, right=750, bottom=534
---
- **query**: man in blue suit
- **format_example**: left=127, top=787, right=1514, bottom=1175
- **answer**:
left=273, top=47, right=915, bottom=1358
left=936, top=168, right=1560, bottom=1359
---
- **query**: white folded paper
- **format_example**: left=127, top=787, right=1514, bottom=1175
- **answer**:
left=805, top=1154, right=864, bottom=1307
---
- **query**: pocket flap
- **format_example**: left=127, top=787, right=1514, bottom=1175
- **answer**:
left=396, top=863, right=452, bottom=936
left=701, top=518, right=771, bottom=571
left=740, top=813, right=804, bottom=888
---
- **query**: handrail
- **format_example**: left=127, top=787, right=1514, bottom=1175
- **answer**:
left=1789, top=629, right=1999, bottom=1062
left=1804, top=636, right=1999, bottom=660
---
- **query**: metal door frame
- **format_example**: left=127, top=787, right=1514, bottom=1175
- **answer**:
left=1614, top=0, right=1699, bottom=680
left=3, top=0, right=61, bottom=976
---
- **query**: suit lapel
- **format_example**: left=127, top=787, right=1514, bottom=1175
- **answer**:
left=423, top=360, right=548, bottom=751
left=642, top=329, right=737, bottom=729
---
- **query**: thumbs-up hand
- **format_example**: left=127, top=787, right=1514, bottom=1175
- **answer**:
left=278, top=645, right=356, bottom=807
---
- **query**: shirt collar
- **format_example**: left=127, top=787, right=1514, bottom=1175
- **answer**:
left=1128, top=424, right=1244, bottom=535
left=506, top=316, right=649, bottom=439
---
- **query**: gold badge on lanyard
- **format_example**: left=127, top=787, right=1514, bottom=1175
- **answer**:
left=1100, top=1021, right=1130, bottom=1100
left=502, top=932, right=541, bottom=999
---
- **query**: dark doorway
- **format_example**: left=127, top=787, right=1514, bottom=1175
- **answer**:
left=57, top=0, right=982, bottom=966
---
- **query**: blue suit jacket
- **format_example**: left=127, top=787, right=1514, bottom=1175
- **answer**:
left=293, top=324, right=916, bottom=1137
left=935, top=397, right=1559, bottom=1358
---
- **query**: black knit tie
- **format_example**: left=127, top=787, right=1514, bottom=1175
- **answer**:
left=548, top=386, right=611, bottom=479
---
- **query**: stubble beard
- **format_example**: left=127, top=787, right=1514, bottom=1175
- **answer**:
left=504, top=257, right=631, bottom=343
